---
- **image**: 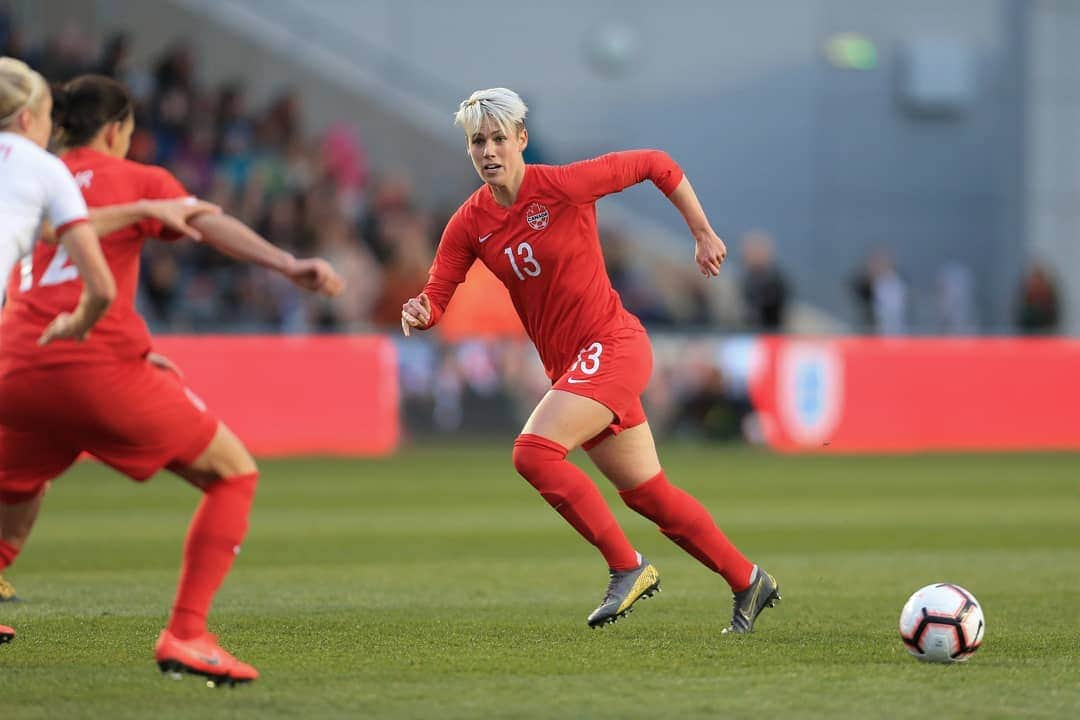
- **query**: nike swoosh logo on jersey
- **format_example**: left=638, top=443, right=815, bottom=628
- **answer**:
left=566, top=377, right=589, bottom=384
left=478, top=233, right=493, bottom=243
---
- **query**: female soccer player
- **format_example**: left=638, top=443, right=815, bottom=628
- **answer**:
left=401, top=88, right=779, bottom=633
left=0, top=73, right=344, bottom=683
left=0, top=58, right=216, bottom=620
left=0, top=57, right=116, bottom=644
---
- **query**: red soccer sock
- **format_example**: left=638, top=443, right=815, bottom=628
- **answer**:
left=513, top=434, right=639, bottom=571
left=167, top=473, right=258, bottom=640
left=0, top=539, right=18, bottom=572
left=620, top=470, right=755, bottom=591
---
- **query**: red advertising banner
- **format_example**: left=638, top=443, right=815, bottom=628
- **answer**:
left=152, top=335, right=399, bottom=456
left=749, top=337, right=1080, bottom=453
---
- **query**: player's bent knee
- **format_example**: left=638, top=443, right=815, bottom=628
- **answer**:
left=512, top=434, right=566, bottom=478
left=192, top=423, right=258, bottom=480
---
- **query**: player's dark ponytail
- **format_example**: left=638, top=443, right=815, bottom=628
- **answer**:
left=52, top=74, right=133, bottom=147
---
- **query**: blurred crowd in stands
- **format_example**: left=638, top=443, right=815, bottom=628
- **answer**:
left=2, top=11, right=1066, bottom=440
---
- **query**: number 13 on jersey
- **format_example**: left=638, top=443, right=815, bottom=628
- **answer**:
left=504, top=242, right=541, bottom=281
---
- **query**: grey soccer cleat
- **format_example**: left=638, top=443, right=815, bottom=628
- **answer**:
left=722, top=566, right=780, bottom=634
left=587, top=558, right=661, bottom=628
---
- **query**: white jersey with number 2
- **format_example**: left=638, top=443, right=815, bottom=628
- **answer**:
left=0, top=131, right=88, bottom=306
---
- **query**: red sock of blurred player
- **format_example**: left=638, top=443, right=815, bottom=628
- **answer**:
left=167, top=473, right=258, bottom=640
left=620, top=470, right=754, bottom=590
left=0, top=539, right=18, bottom=571
left=513, top=434, right=639, bottom=571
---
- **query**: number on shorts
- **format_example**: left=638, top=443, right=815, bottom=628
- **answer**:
left=570, top=342, right=603, bottom=375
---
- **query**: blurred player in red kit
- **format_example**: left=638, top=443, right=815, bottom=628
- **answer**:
left=401, top=88, right=780, bottom=632
left=0, top=74, right=344, bottom=683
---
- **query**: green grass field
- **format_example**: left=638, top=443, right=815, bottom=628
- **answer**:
left=1, top=444, right=1078, bottom=719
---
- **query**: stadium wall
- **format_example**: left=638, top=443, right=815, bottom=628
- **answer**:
left=750, top=336, right=1080, bottom=453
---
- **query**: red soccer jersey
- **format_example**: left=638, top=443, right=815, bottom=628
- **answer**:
left=0, top=147, right=189, bottom=374
left=423, top=150, right=683, bottom=379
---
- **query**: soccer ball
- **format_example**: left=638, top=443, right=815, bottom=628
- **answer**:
left=898, top=583, right=985, bottom=663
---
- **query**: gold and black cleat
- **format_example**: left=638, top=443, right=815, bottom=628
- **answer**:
left=587, top=558, right=661, bottom=628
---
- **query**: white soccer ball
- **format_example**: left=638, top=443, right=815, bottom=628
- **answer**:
left=899, top=583, right=985, bottom=663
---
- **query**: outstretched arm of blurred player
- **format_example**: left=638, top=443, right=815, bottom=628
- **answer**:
left=665, top=176, right=727, bottom=278
left=93, top=198, right=222, bottom=240
left=40, top=199, right=222, bottom=243
left=38, top=222, right=116, bottom=345
left=188, top=213, right=344, bottom=296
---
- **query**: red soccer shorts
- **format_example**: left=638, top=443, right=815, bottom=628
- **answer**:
left=552, top=326, right=653, bottom=450
left=0, top=357, right=219, bottom=503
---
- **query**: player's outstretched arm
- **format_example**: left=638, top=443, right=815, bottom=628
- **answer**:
left=665, top=176, right=727, bottom=277
left=188, top=213, right=345, bottom=297
left=88, top=198, right=222, bottom=239
left=38, top=223, right=116, bottom=345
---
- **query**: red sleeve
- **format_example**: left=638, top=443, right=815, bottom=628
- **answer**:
left=136, top=165, right=191, bottom=241
left=421, top=206, right=476, bottom=328
left=550, top=150, right=684, bottom=205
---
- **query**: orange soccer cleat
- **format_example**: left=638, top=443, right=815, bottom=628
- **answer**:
left=154, top=629, right=258, bottom=687
left=0, top=624, right=14, bottom=645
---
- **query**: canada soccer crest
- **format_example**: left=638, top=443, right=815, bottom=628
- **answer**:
left=524, top=202, right=549, bottom=230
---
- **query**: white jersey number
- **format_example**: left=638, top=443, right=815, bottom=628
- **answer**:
left=18, top=247, right=79, bottom=292
left=570, top=342, right=604, bottom=375
left=504, top=242, right=541, bottom=281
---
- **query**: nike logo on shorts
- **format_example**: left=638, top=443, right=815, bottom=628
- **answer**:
left=566, top=377, right=589, bottom=384
left=478, top=233, right=493, bottom=243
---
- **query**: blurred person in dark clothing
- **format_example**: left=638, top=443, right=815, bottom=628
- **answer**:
left=739, top=230, right=788, bottom=331
left=1016, top=262, right=1061, bottom=334
left=852, top=247, right=907, bottom=335
left=601, top=225, right=674, bottom=326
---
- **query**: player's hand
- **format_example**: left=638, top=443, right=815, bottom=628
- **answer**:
left=141, top=198, right=222, bottom=241
left=37, top=311, right=89, bottom=345
left=284, top=257, right=345, bottom=296
left=147, top=351, right=184, bottom=377
left=401, top=293, right=432, bottom=336
left=694, top=229, right=727, bottom=277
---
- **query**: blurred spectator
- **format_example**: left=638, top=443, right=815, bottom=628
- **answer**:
left=96, top=32, right=131, bottom=78
left=936, top=261, right=977, bottom=335
left=739, top=230, right=789, bottom=331
left=602, top=225, right=675, bottom=326
left=37, top=21, right=94, bottom=82
left=1, top=2, right=16, bottom=56
left=321, top=122, right=368, bottom=220
left=372, top=211, right=435, bottom=328
left=852, top=248, right=908, bottom=335
left=1015, top=262, right=1061, bottom=334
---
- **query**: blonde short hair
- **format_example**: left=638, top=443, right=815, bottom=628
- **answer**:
left=454, top=87, right=528, bottom=137
left=0, top=57, right=49, bottom=130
